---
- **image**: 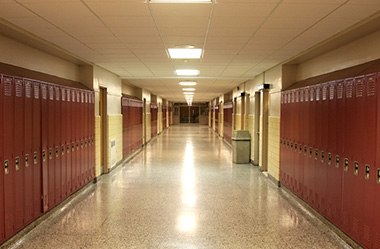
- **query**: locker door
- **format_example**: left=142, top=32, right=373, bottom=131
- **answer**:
left=14, top=78, right=25, bottom=231
left=0, top=75, right=5, bottom=243
left=47, top=84, right=55, bottom=209
left=341, top=77, right=355, bottom=236
left=60, top=87, right=67, bottom=199
left=374, top=72, right=380, bottom=249
left=84, top=92, right=89, bottom=182
left=23, top=80, right=33, bottom=224
left=71, top=90, right=78, bottom=192
left=319, top=83, right=328, bottom=215
left=297, top=88, right=304, bottom=198
left=288, top=91, right=295, bottom=191
left=91, top=93, right=95, bottom=179
left=3, top=76, right=16, bottom=238
left=40, top=83, right=49, bottom=212
left=302, top=87, right=310, bottom=203
left=66, top=89, right=72, bottom=194
left=80, top=91, right=85, bottom=186
left=54, top=86, right=61, bottom=204
left=360, top=73, right=377, bottom=248
left=307, top=86, right=316, bottom=207
left=280, top=92, right=285, bottom=184
left=32, top=81, right=42, bottom=218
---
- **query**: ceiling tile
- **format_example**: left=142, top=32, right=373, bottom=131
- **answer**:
left=213, top=3, right=277, bottom=17
left=85, top=2, right=151, bottom=17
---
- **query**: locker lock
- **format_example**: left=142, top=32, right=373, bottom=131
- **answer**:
left=377, top=169, right=380, bottom=184
left=34, top=152, right=38, bottom=165
left=335, top=155, right=340, bottom=168
left=25, top=154, right=29, bottom=167
left=315, top=149, right=318, bottom=160
left=321, top=151, right=324, bottom=163
left=72, top=142, right=75, bottom=152
left=15, top=157, right=20, bottom=171
left=365, top=165, right=370, bottom=180
left=55, top=146, right=59, bottom=158
left=328, top=153, right=332, bottom=165
left=67, top=144, right=70, bottom=153
left=304, top=146, right=307, bottom=156
left=295, top=143, right=298, bottom=152
left=76, top=141, right=79, bottom=150
left=49, top=148, right=52, bottom=160
left=309, top=147, right=312, bottom=158
left=43, top=150, right=46, bottom=162
left=299, top=144, right=302, bottom=154
left=4, top=160, right=9, bottom=175
left=344, top=158, right=349, bottom=172
left=354, top=161, right=359, bottom=176
left=61, top=145, right=65, bottom=155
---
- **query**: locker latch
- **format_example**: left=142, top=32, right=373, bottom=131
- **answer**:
left=295, top=143, right=298, bottom=152
left=81, top=140, right=83, bottom=149
left=315, top=149, right=318, bottom=160
left=280, top=139, right=283, bottom=146
left=34, top=152, right=38, bottom=165
left=365, top=165, right=370, bottom=180
left=76, top=141, right=79, bottom=150
left=321, top=151, right=324, bottom=163
left=55, top=146, right=59, bottom=158
left=43, top=150, right=46, bottom=162
left=15, top=157, right=20, bottom=171
left=25, top=154, right=29, bottom=167
left=67, top=144, right=70, bottom=153
left=354, top=161, right=359, bottom=176
left=344, top=158, right=349, bottom=172
left=92, top=137, right=94, bottom=145
left=85, top=139, right=87, bottom=147
left=309, top=147, right=312, bottom=158
left=287, top=141, right=289, bottom=149
left=49, top=148, right=52, bottom=160
left=299, top=144, right=302, bottom=154
left=4, top=160, right=9, bottom=175
left=291, top=142, right=293, bottom=151
left=304, top=146, right=307, bottom=156
left=377, top=169, right=380, bottom=184
left=336, top=155, right=339, bottom=168
left=328, top=153, right=332, bottom=165
left=61, top=145, right=65, bottom=155
left=72, top=142, right=75, bottom=152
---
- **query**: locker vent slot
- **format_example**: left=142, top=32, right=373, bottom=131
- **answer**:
left=34, top=84, right=40, bottom=99
left=67, top=90, right=71, bottom=101
left=81, top=92, right=84, bottom=103
left=85, top=93, right=88, bottom=103
left=41, top=85, right=47, bottom=99
left=316, top=88, right=320, bottom=101
left=4, top=160, right=9, bottom=175
left=72, top=92, right=76, bottom=102
left=337, top=83, right=343, bottom=99
left=25, top=81, right=31, bottom=98
left=49, top=148, right=52, bottom=159
left=346, top=82, right=353, bottom=98
left=72, top=142, right=75, bottom=151
left=305, top=88, right=309, bottom=101
left=356, top=80, right=363, bottom=97
left=296, top=91, right=299, bottom=103
left=49, top=86, right=54, bottom=100
left=354, top=161, right=359, bottom=176
left=310, top=88, right=314, bottom=101
left=300, top=90, right=304, bottom=102
left=322, top=86, right=327, bottom=100
left=61, top=90, right=66, bottom=101
left=329, top=85, right=334, bottom=100
left=365, top=164, right=370, bottom=180
left=4, top=78, right=12, bottom=96
left=367, top=78, right=375, bottom=96
left=77, top=92, right=80, bottom=102
left=294, top=143, right=297, bottom=151
left=15, top=80, right=22, bottom=97
left=55, top=88, right=60, bottom=100
left=290, top=142, right=293, bottom=150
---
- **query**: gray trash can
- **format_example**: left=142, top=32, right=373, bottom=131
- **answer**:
left=232, top=130, right=251, bottom=164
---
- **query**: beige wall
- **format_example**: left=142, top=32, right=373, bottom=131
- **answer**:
left=108, top=115, right=123, bottom=170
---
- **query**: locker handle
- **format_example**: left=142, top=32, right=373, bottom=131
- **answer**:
left=309, top=147, right=312, bottom=158
left=304, top=146, right=307, bottom=156
left=354, top=161, right=359, bottom=176
left=328, top=153, right=332, bottom=165
left=76, top=141, right=79, bottom=150
left=43, top=150, right=46, bottom=162
left=15, top=157, right=20, bottom=171
left=335, top=155, right=339, bottom=168
left=299, top=144, right=302, bottom=154
left=377, top=169, right=380, bottom=184
left=287, top=141, right=289, bottom=149
left=321, top=151, right=324, bottom=163
left=25, top=154, right=29, bottom=167
left=49, top=148, right=52, bottom=160
left=4, top=160, right=9, bottom=175
left=344, top=158, right=349, bottom=172
left=315, top=149, right=318, bottom=160
left=81, top=140, right=84, bottom=149
left=61, top=145, right=65, bottom=155
left=365, top=165, right=370, bottom=180
left=295, top=143, right=298, bottom=152
left=34, top=152, right=38, bottom=165
left=85, top=139, right=87, bottom=147
left=67, top=144, right=70, bottom=153
left=291, top=142, right=293, bottom=150
left=55, top=146, right=59, bottom=158
left=72, top=142, right=75, bottom=152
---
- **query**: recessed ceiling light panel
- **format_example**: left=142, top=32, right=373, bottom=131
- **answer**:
left=151, top=0, right=211, bottom=2
left=175, top=70, right=199, bottom=76
left=182, top=88, right=196, bottom=91
left=168, top=48, right=202, bottom=59
left=179, top=82, right=197, bottom=86
left=184, top=92, right=195, bottom=95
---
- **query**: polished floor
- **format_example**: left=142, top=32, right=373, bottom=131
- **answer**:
left=7, top=125, right=353, bottom=249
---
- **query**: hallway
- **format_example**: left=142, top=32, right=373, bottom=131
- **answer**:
left=7, top=125, right=351, bottom=249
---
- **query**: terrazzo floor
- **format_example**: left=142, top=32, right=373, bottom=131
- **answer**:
left=5, top=125, right=354, bottom=249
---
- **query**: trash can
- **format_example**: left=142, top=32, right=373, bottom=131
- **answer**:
left=232, top=130, right=251, bottom=164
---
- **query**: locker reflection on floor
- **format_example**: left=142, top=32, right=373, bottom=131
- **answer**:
left=3, top=126, right=354, bottom=249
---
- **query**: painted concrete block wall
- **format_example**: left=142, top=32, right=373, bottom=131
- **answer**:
left=95, top=116, right=101, bottom=177
left=268, top=117, right=280, bottom=180
left=248, top=115, right=255, bottom=162
left=235, top=114, right=242, bottom=131
left=146, top=113, right=152, bottom=142
left=108, top=115, right=123, bottom=169
left=219, top=112, right=224, bottom=137
left=259, top=117, right=263, bottom=167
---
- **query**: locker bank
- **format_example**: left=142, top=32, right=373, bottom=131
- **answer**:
left=0, top=0, right=380, bottom=248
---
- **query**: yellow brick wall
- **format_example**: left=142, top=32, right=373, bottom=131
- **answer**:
left=95, top=116, right=101, bottom=177
left=268, top=117, right=281, bottom=180
left=248, top=115, right=255, bottom=162
left=244, top=114, right=249, bottom=131
left=108, top=114, right=123, bottom=170
left=146, top=113, right=152, bottom=142
left=235, top=114, right=242, bottom=131
left=259, top=117, right=263, bottom=167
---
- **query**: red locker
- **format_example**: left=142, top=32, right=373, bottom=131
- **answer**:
left=80, top=91, right=85, bottom=186
left=71, top=90, right=78, bottom=192
left=306, top=86, right=316, bottom=207
left=54, top=86, right=62, bottom=204
left=280, top=92, right=285, bottom=185
left=0, top=75, right=5, bottom=243
left=341, top=77, right=355, bottom=236
left=302, top=87, right=310, bottom=201
left=40, top=83, right=49, bottom=212
left=215, top=105, right=218, bottom=134
left=296, top=88, right=304, bottom=198
left=84, top=92, right=89, bottom=182
left=66, top=88, right=72, bottom=194
left=3, top=75, right=16, bottom=238
left=23, top=79, right=34, bottom=224
left=32, top=81, right=42, bottom=218
left=374, top=72, right=380, bottom=249
left=91, top=92, right=95, bottom=179
left=151, top=103, right=158, bottom=139
left=319, top=83, right=328, bottom=215
left=14, top=78, right=25, bottom=231
left=47, top=84, right=55, bottom=209
left=60, top=87, right=67, bottom=199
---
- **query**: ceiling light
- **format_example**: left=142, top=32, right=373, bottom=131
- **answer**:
left=175, top=70, right=199, bottom=76
left=184, top=92, right=194, bottom=95
left=182, top=88, right=196, bottom=91
left=168, top=48, right=202, bottom=59
left=151, top=0, right=211, bottom=2
left=179, top=82, right=197, bottom=86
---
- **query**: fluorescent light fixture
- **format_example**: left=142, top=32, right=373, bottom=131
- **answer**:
left=168, top=48, right=202, bottom=59
left=182, top=88, right=196, bottom=91
left=175, top=70, right=199, bottom=76
left=151, top=0, right=211, bottom=2
left=179, top=82, right=197, bottom=86
left=184, top=92, right=194, bottom=95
